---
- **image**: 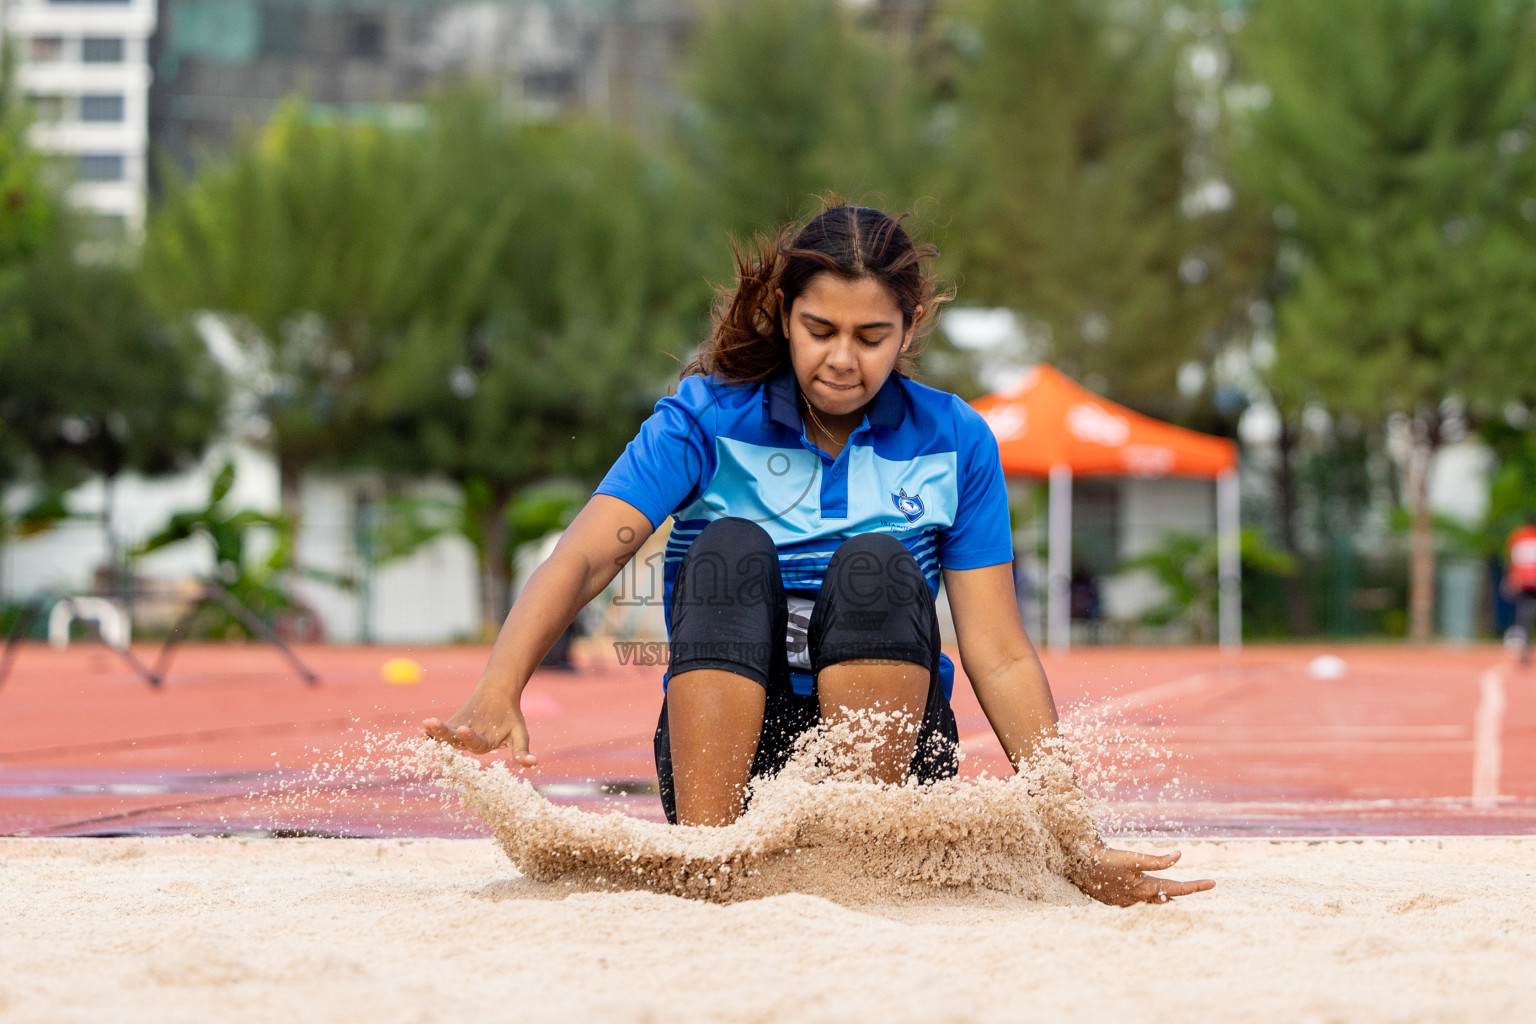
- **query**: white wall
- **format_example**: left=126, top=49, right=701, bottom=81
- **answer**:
left=2, top=453, right=481, bottom=645
left=288, top=475, right=479, bottom=644
left=1428, top=440, right=1495, bottom=528
left=1100, top=476, right=1216, bottom=621
left=1, top=443, right=277, bottom=598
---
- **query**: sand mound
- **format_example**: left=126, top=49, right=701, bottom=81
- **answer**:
left=427, top=714, right=1101, bottom=904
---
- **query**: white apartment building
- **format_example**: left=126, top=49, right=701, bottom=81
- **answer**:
left=2, top=0, right=155, bottom=236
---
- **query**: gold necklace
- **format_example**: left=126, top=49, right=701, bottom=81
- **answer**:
left=799, top=392, right=848, bottom=449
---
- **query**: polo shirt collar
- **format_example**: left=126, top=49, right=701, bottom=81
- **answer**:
left=762, top=364, right=907, bottom=433
left=764, top=365, right=801, bottom=431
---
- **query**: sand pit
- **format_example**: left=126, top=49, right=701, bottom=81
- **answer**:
left=2, top=835, right=1533, bottom=1022
left=4, top=698, right=1535, bottom=1021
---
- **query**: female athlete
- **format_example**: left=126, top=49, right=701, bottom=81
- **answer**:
left=425, top=205, right=1213, bottom=906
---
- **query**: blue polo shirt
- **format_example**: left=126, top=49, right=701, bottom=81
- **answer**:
left=594, top=366, right=1014, bottom=697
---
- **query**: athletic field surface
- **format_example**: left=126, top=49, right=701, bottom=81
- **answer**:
left=1, top=641, right=1530, bottom=838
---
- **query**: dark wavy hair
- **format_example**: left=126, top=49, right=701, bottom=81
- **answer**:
left=684, top=204, right=948, bottom=384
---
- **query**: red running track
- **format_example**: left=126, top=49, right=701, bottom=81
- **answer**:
left=1, top=641, right=1532, bottom=837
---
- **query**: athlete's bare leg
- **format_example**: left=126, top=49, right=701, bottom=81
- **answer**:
left=817, top=659, right=929, bottom=784
left=665, top=669, right=766, bottom=826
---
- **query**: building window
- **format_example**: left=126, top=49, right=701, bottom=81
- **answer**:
left=257, top=5, right=303, bottom=59
left=26, top=93, right=67, bottom=123
left=82, top=37, right=127, bottom=63
left=170, top=0, right=259, bottom=63
left=348, top=15, right=384, bottom=59
left=79, top=95, right=126, bottom=122
left=523, top=67, right=579, bottom=104
left=29, top=37, right=66, bottom=62
left=77, top=154, right=126, bottom=182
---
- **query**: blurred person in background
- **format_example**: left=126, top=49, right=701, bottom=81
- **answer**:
left=1504, top=517, right=1536, bottom=667
left=425, top=204, right=1212, bottom=905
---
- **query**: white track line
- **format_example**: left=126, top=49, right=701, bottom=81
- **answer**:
left=1471, top=661, right=1508, bottom=808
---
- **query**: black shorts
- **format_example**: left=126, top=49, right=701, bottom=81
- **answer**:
left=652, top=517, right=959, bottom=824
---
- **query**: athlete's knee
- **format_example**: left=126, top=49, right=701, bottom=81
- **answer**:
left=676, top=518, right=780, bottom=607
left=690, top=517, right=775, bottom=559
left=813, top=533, right=935, bottom=671
left=824, top=532, right=926, bottom=610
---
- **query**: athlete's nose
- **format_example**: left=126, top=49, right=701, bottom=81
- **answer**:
left=825, top=335, right=860, bottom=373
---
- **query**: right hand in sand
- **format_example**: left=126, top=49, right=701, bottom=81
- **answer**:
left=422, top=687, right=537, bottom=767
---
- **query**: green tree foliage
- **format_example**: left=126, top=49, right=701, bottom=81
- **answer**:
left=939, top=0, right=1241, bottom=407
left=1478, top=421, right=1536, bottom=558
left=675, top=0, right=988, bottom=393
left=1121, top=526, right=1296, bottom=642
left=144, top=93, right=708, bottom=632
left=0, top=234, right=224, bottom=582
left=0, top=68, right=218, bottom=576
left=679, top=0, right=930, bottom=240
left=358, top=104, right=708, bottom=631
left=1, top=239, right=224, bottom=487
left=1238, top=0, right=1536, bottom=639
left=142, top=100, right=453, bottom=506
left=0, top=60, right=56, bottom=497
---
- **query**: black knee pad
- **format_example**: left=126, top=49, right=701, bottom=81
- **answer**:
left=810, top=533, right=937, bottom=673
left=667, top=517, right=785, bottom=688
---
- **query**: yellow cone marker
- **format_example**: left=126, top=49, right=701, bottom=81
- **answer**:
left=381, top=657, right=424, bottom=685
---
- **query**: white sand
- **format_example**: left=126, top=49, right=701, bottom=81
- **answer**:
left=1, top=835, right=1533, bottom=1022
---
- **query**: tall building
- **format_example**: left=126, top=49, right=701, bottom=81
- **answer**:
left=2, top=0, right=157, bottom=237
left=149, top=0, right=691, bottom=176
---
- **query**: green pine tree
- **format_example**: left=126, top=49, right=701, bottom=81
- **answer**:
left=678, top=0, right=931, bottom=240
left=144, top=93, right=710, bottom=632
left=938, top=0, right=1240, bottom=408
left=1238, top=0, right=1536, bottom=640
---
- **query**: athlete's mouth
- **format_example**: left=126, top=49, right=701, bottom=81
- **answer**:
left=818, top=379, right=861, bottom=391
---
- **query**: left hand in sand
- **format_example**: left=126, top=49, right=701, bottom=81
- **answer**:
left=1082, top=846, right=1215, bottom=907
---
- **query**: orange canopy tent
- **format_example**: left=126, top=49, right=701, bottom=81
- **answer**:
left=970, top=365, right=1241, bottom=650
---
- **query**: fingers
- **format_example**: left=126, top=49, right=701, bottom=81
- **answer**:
left=423, top=716, right=539, bottom=768
left=453, top=725, right=493, bottom=754
left=507, top=721, right=538, bottom=766
left=421, top=718, right=456, bottom=744
left=1096, top=847, right=1182, bottom=871
left=1131, top=850, right=1181, bottom=870
left=1138, top=875, right=1216, bottom=904
left=1084, top=845, right=1214, bottom=906
left=420, top=717, right=494, bottom=754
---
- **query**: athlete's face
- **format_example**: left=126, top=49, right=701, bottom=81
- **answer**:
left=780, top=273, right=920, bottom=425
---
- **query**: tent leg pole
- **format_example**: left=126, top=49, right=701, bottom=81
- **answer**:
left=1048, top=464, right=1072, bottom=652
left=1217, top=469, right=1241, bottom=651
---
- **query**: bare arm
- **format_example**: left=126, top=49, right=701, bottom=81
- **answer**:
left=423, top=495, right=655, bottom=762
left=942, top=563, right=1058, bottom=769
left=943, top=563, right=1214, bottom=905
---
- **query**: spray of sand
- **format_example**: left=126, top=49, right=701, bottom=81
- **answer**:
left=423, top=711, right=1104, bottom=904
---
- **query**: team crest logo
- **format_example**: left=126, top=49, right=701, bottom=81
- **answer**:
left=892, top=488, right=925, bottom=523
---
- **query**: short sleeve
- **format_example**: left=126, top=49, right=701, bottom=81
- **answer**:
left=937, top=402, right=1014, bottom=570
left=593, top=376, right=717, bottom=529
